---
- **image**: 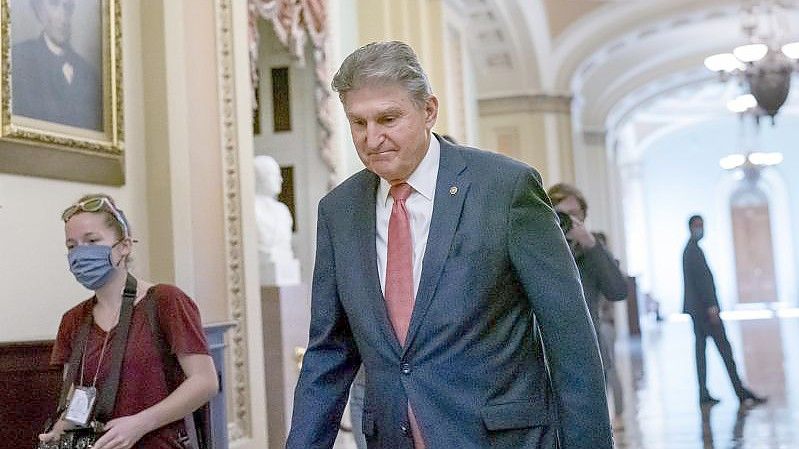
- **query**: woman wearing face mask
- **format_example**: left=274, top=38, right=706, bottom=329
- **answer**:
left=39, top=194, right=218, bottom=449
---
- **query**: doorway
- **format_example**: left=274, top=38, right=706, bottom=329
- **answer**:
left=730, top=187, right=778, bottom=303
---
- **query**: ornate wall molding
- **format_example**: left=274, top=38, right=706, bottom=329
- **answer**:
left=479, top=94, right=572, bottom=116
left=214, top=0, right=251, bottom=440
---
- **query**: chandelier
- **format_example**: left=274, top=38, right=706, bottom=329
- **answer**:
left=704, top=1, right=799, bottom=123
left=720, top=151, right=783, bottom=185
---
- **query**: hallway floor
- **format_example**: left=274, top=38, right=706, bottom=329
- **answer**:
left=334, top=315, right=799, bottom=448
left=613, top=314, right=798, bottom=449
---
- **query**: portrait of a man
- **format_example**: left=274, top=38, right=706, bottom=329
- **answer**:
left=10, top=0, right=103, bottom=131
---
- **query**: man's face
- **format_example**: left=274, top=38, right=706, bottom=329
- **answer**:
left=554, top=195, right=586, bottom=222
left=34, top=0, right=75, bottom=46
left=343, top=83, right=438, bottom=184
left=690, top=219, right=704, bottom=239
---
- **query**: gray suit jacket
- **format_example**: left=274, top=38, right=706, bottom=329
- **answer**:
left=286, top=137, right=612, bottom=448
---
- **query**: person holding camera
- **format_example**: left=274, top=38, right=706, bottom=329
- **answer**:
left=39, top=194, right=218, bottom=449
left=547, top=183, right=628, bottom=426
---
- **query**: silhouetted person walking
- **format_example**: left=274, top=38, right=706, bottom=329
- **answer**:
left=683, top=215, right=766, bottom=406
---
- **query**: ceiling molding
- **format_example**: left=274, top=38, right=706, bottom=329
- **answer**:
left=568, top=3, right=740, bottom=94
left=582, top=130, right=607, bottom=147
left=463, top=0, right=541, bottom=96
left=572, top=2, right=799, bottom=129
left=478, top=94, right=572, bottom=116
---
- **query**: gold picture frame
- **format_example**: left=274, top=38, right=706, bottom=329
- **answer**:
left=0, top=0, right=123, bottom=184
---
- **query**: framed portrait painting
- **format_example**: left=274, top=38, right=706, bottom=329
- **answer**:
left=0, top=0, right=123, bottom=184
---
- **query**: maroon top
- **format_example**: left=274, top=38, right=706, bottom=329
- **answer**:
left=52, top=284, right=209, bottom=448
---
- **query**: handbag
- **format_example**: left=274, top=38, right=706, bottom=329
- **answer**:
left=38, top=275, right=137, bottom=449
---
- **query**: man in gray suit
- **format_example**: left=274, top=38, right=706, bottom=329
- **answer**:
left=286, top=41, right=611, bottom=449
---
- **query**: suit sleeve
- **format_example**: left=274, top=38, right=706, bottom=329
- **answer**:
left=582, top=243, right=628, bottom=302
left=286, top=205, right=361, bottom=449
left=507, top=168, right=613, bottom=449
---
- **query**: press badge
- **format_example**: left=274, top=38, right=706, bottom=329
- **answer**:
left=64, top=385, right=97, bottom=427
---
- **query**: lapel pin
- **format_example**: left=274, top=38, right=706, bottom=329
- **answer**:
left=449, top=186, right=458, bottom=195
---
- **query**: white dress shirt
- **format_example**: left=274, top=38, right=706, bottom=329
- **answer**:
left=376, top=135, right=440, bottom=298
left=44, top=33, right=74, bottom=84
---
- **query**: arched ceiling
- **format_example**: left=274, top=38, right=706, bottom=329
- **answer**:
left=455, top=0, right=541, bottom=96
left=613, top=74, right=799, bottom=165
left=460, top=0, right=799, bottom=129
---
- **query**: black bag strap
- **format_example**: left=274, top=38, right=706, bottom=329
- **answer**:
left=94, top=273, right=137, bottom=422
left=145, top=292, right=209, bottom=449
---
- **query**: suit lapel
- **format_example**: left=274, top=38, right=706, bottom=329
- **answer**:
left=352, top=171, right=403, bottom=356
left=403, top=142, right=470, bottom=354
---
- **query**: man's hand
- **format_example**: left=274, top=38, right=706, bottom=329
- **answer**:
left=566, top=216, right=596, bottom=249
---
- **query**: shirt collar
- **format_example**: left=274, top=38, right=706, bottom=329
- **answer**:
left=43, top=33, right=65, bottom=56
left=378, top=134, right=440, bottom=205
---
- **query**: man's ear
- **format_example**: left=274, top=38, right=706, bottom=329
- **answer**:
left=424, top=95, right=439, bottom=130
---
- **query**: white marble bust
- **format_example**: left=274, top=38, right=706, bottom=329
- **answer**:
left=254, top=155, right=300, bottom=285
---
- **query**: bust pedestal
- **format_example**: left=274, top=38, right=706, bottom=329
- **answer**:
left=259, top=252, right=301, bottom=286
left=260, top=284, right=311, bottom=448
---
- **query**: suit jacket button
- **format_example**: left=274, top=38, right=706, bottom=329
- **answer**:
left=400, top=423, right=411, bottom=436
left=401, top=363, right=411, bottom=374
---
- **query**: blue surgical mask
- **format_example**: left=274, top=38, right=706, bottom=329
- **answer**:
left=67, top=243, right=121, bottom=290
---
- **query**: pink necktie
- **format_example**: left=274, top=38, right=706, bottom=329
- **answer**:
left=386, top=182, right=414, bottom=345
left=385, top=182, right=426, bottom=448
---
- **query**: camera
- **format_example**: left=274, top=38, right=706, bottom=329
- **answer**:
left=37, top=429, right=99, bottom=449
left=556, top=211, right=573, bottom=235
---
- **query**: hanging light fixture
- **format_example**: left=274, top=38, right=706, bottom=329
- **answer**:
left=727, top=93, right=758, bottom=112
left=720, top=151, right=783, bottom=184
left=704, top=1, right=799, bottom=124
left=720, top=151, right=783, bottom=170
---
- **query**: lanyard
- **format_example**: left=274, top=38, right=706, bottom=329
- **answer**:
left=79, top=327, right=111, bottom=388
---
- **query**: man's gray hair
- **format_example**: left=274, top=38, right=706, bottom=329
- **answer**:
left=332, top=41, right=432, bottom=108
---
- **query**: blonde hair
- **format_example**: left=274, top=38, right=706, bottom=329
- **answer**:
left=547, top=183, right=588, bottom=216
